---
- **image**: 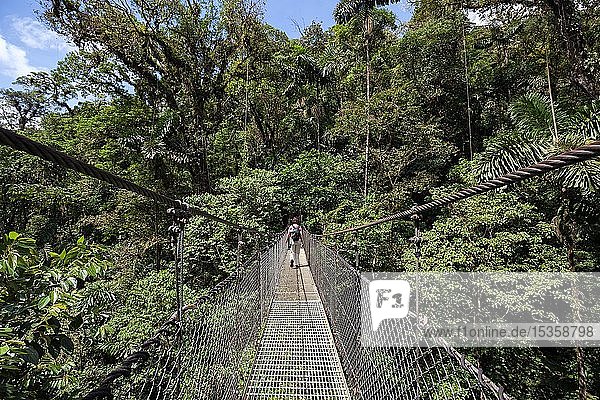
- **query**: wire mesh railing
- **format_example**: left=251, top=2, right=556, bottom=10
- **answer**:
left=305, top=231, right=510, bottom=400
left=85, top=231, right=288, bottom=400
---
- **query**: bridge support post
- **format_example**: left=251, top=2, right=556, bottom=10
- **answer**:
left=353, top=232, right=359, bottom=270
left=257, top=235, right=264, bottom=327
left=167, top=202, right=191, bottom=332
left=302, top=229, right=312, bottom=268
left=237, top=232, right=243, bottom=269
left=410, top=214, right=422, bottom=321
left=332, top=243, right=339, bottom=331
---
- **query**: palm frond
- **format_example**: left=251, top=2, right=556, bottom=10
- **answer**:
left=527, top=76, right=547, bottom=93
left=509, top=92, right=567, bottom=139
left=480, top=93, right=600, bottom=194
left=477, top=131, right=550, bottom=181
left=553, top=160, right=600, bottom=192
left=322, top=44, right=352, bottom=77
left=568, top=100, right=600, bottom=143
left=550, top=102, right=600, bottom=192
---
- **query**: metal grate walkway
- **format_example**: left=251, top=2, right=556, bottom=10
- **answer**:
left=245, top=250, right=351, bottom=399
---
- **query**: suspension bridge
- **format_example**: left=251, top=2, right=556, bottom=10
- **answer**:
left=83, top=232, right=509, bottom=400
left=2, top=126, right=600, bottom=399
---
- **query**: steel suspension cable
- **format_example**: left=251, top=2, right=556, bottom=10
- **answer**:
left=0, top=126, right=258, bottom=232
left=319, top=141, right=600, bottom=237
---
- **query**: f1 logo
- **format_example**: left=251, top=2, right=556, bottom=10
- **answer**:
left=369, top=280, right=410, bottom=330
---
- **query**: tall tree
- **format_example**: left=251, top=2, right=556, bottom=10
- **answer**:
left=42, top=0, right=262, bottom=193
left=464, top=0, right=600, bottom=97
left=0, top=88, right=46, bottom=130
left=333, top=0, right=401, bottom=199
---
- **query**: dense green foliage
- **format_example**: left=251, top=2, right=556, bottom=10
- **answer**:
left=1, top=0, right=600, bottom=398
left=0, top=233, right=111, bottom=399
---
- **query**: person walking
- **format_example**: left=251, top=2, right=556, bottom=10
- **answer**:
left=287, top=217, right=303, bottom=268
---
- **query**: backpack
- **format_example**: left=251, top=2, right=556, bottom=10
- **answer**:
left=290, top=224, right=301, bottom=242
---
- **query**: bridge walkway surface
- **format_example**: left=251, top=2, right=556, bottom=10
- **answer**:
left=245, top=249, right=351, bottom=399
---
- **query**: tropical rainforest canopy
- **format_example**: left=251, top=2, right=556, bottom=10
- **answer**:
left=1, top=0, right=600, bottom=398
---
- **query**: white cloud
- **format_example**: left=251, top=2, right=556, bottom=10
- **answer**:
left=0, top=34, right=41, bottom=79
left=10, top=16, right=75, bottom=52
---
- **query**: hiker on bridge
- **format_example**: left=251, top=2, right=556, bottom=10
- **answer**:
left=287, top=217, right=303, bottom=268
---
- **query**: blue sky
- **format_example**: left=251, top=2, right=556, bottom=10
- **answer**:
left=265, top=0, right=412, bottom=37
left=0, top=0, right=412, bottom=89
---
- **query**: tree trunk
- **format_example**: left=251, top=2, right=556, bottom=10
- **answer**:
left=188, top=144, right=211, bottom=194
left=316, top=83, right=321, bottom=151
left=576, top=346, right=587, bottom=400
left=569, top=239, right=587, bottom=400
left=557, top=189, right=587, bottom=400
left=363, top=15, right=372, bottom=200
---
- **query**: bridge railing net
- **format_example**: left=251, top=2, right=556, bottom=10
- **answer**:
left=305, top=231, right=503, bottom=400
left=112, top=232, right=288, bottom=400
